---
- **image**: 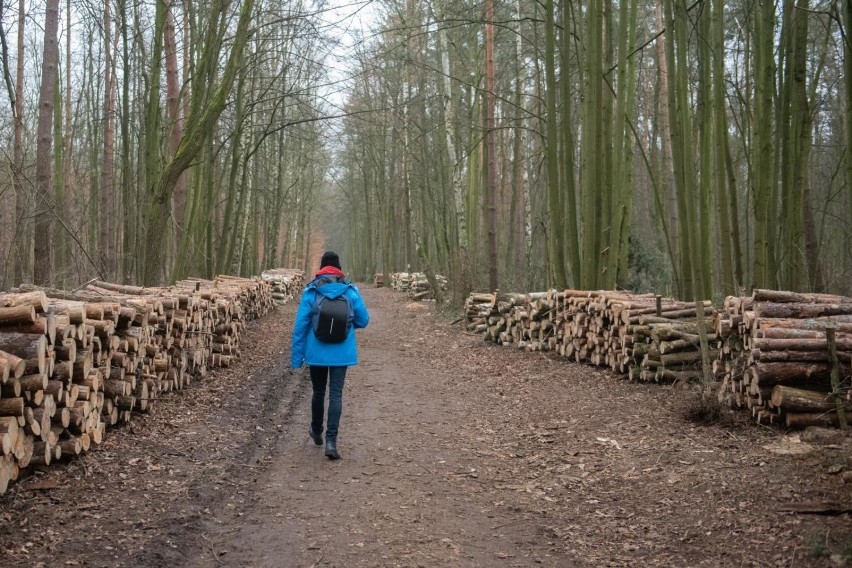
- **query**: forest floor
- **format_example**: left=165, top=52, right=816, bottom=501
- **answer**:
left=0, top=286, right=850, bottom=567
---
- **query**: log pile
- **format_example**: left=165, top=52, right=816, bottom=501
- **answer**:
left=373, top=274, right=384, bottom=288
left=715, top=289, right=852, bottom=427
left=463, top=287, right=851, bottom=429
left=261, top=269, right=306, bottom=305
left=607, top=295, right=718, bottom=384
left=390, top=273, right=447, bottom=301
left=0, top=273, right=280, bottom=493
left=464, top=290, right=719, bottom=383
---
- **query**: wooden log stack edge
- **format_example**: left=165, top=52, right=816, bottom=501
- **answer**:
left=0, top=270, right=302, bottom=494
left=389, top=272, right=447, bottom=301
left=457, top=288, right=850, bottom=430
left=261, top=269, right=306, bottom=305
left=462, top=289, right=718, bottom=378
left=715, top=289, right=852, bottom=428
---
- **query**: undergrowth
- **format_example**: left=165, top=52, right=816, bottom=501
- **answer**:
left=806, top=532, right=852, bottom=563
left=681, top=388, right=735, bottom=427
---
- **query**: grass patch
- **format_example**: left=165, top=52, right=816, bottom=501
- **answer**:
left=842, top=537, right=852, bottom=562
left=804, top=532, right=852, bottom=562
left=681, top=391, right=732, bottom=426
left=807, top=534, right=829, bottom=559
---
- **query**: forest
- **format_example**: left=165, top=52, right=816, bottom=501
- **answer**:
left=0, top=0, right=850, bottom=304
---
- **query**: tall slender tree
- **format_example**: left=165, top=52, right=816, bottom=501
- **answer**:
left=13, top=0, right=27, bottom=284
left=484, top=0, right=498, bottom=291
left=33, top=0, right=62, bottom=285
left=846, top=1, right=852, bottom=280
left=544, top=0, right=568, bottom=288
left=100, top=0, right=116, bottom=279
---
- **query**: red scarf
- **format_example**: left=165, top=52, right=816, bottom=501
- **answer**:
left=316, top=266, right=345, bottom=278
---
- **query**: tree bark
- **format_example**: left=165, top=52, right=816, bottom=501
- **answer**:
left=543, top=0, right=567, bottom=289
left=847, top=0, right=852, bottom=282
left=484, top=0, right=498, bottom=291
left=756, top=302, right=852, bottom=319
left=436, top=0, right=465, bottom=252
left=580, top=0, right=604, bottom=290
left=752, top=0, right=777, bottom=289
left=12, top=0, right=27, bottom=285
left=100, top=0, right=116, bottom=279
left=33, top=0, right=61, bottom=285
left=164, top=0, right=186, bottom=250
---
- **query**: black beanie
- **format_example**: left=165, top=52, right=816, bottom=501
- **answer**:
left=320, top=251, right=341, bottom=269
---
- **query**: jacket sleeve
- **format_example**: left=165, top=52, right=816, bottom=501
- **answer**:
left=350, top=288, right=370, bottom=330
left=290, top=290, right=314, bottom=369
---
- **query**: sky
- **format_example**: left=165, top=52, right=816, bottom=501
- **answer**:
left=319, top=0, right=381, bottom=112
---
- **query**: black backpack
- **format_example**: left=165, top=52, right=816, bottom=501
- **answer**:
left=310, top=278, right=354, bottom=343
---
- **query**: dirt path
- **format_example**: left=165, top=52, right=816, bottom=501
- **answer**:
left=185, top=289, right=561, bottom=568
left=0, top=287, right=850, bottom=567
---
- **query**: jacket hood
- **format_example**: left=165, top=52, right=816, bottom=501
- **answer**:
left=308, top=277, right=351, bottom=300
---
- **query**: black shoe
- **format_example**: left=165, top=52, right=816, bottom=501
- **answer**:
left=325, top=439, right=340, bottom=460
left=309, top=427, right=323, bottom=446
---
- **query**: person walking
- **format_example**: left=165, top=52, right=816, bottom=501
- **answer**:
left=290, top=251, right=370, bottom=460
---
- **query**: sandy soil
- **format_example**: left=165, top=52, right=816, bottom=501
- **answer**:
left=0, top=286, right=850, bottom=567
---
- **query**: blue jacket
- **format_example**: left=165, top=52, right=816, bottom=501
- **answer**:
left=290, top=277, right=369, bottom=368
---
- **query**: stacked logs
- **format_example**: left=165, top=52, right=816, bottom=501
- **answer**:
left=716, top=289, right=852, bottom=427
left=467, top=291, right=555, bottom=351
left=261, top=269, right=306, bottom=305
left=464, top=290, right=719, bottom=383
left=0, top=274, right=284, bottom=493
left=373, top=274, right=384, bottom=288
left=389, top=273, right=413, bottom=292
left=463, top=287, right=851, bottom=429
left=390, top=272, right=447, bottom=301
left=608, top=295, right=718, bottom=384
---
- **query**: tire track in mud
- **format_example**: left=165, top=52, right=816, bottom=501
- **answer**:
left=128, top=310, right=309, bottom=568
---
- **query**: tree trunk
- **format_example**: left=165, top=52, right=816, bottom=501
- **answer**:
left=663, top=0, right=702, bottom=300
left=33, top=0, right=61, bottom=285
left=653, top=0, right=679, bottom=289
left=560, top=0, right=581, bottom=286
left=847, top=0, right=852, bottom=282
left=752, top=0, right=777, bottom=289
left=484, top=0, right=498, bottom=291
left=62, top=0, right=73, bottom=277
left=543, top=0, right=567, bottom=289
left=119, top=0, right=134, bottom=283
left=508, top=0, right=526, bottom=286
left=697, top=0, right=713, bottom=299
left=100, top=0, right=116, bottom=280
left=713, top=0, right=736, bottom=295
left=436, top=0, right=465, bottom=252
left=580, top=0, right=604, bottom=290
left=607, top=0, right=637, bottom=288
left=164, top=0, right=185, bottom=253
left=13, top=0, right=27, bottom=285
left=53, top=60, right=65, bottom=278
left=215, top=64, right=249, bottom=275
